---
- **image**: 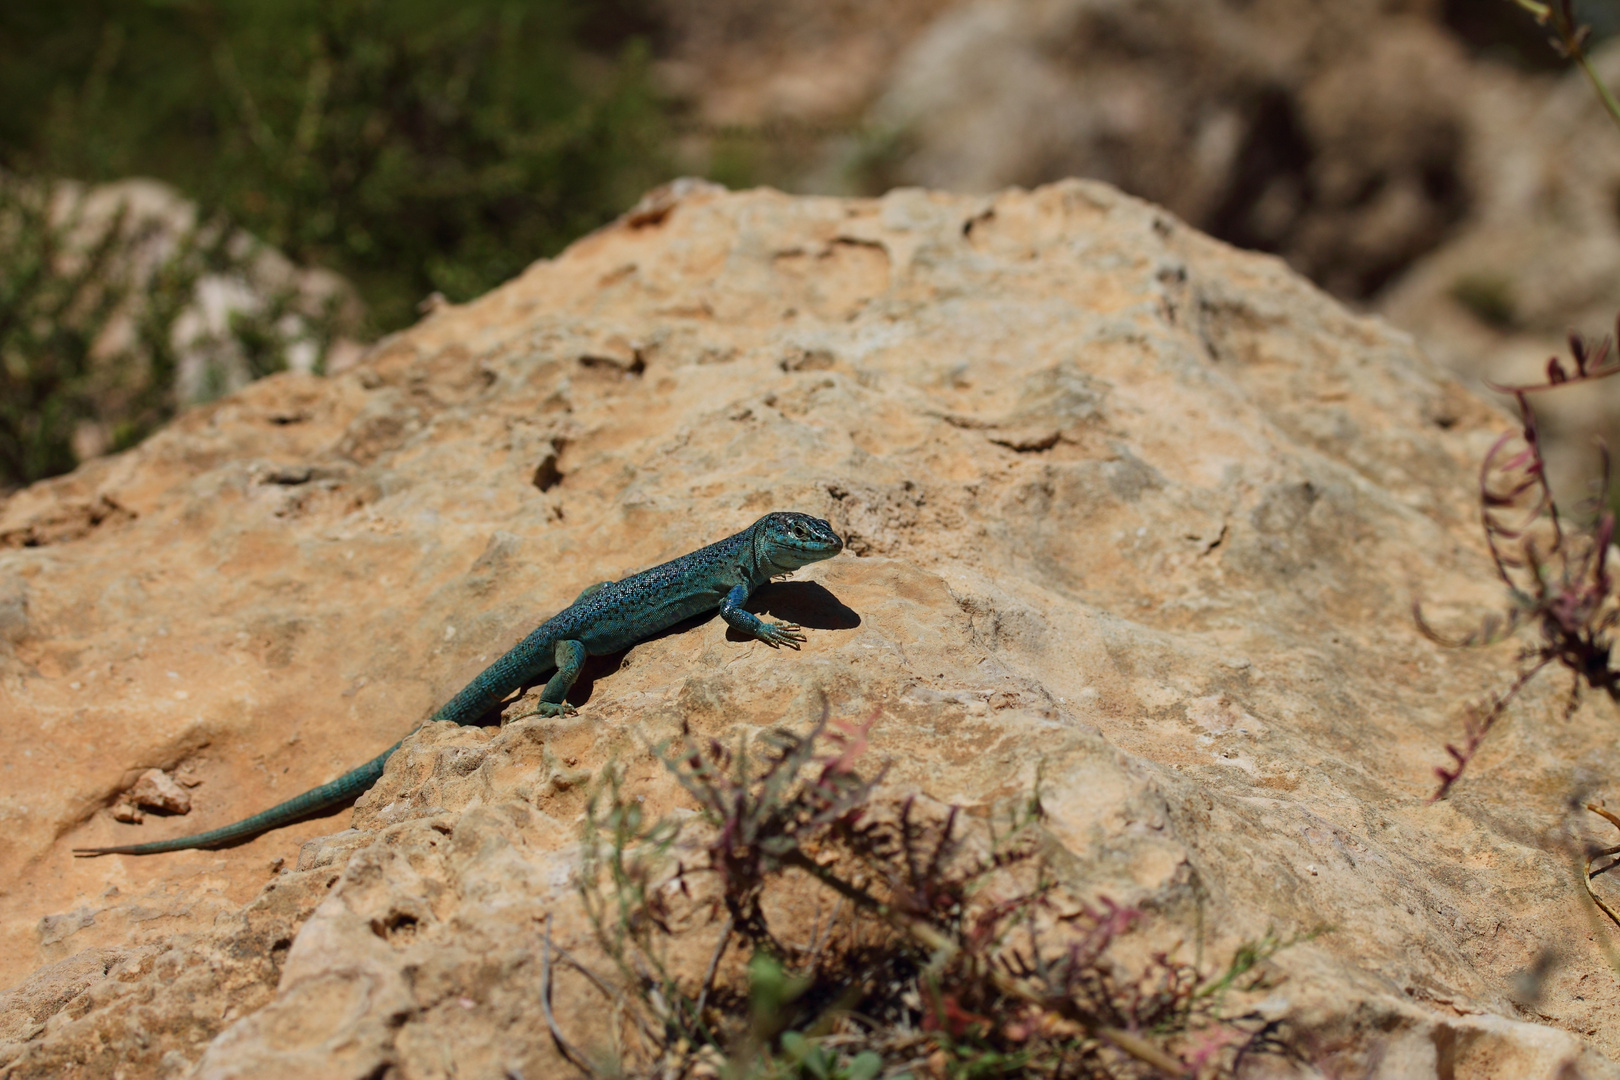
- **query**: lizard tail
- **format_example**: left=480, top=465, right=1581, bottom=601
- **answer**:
left=72, top=741, right=402, bottom=857
left=73, top=624, right=551, bottom=857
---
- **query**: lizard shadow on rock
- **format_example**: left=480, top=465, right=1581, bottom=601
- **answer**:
left=558, top=607, right=721, bottom=706
left=725, top=580, right=861, bottom=641
left=566, top=648, right=633, bottom=707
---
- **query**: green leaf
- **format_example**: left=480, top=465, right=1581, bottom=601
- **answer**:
left=844, top=1051, right=883, bottom=1080
left=780, top=1031, right=809, bottom=1060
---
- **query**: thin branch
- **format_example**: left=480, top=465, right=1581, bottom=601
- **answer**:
left=805, top=897, right=845, bottom=970
left=550, top=938, right=662, bottom=1047
left=694, top=915, right=733, bottom=1019
left=1432, top=657, right=1554, bottom=800
left=542, top=914, right=597, bottom=1077
left=1584, top=805, right=1620, bottom=929
left=1508, top=0, right=1620, bottom=138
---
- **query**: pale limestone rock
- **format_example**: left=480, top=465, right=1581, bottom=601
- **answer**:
left=658, top=0, right=1620, bottom=504
left=125, top=768, right=192, bottom=816
left=0, top=180, right=1617, bottom=1076
left=833, top=0, right=1472, bottom=302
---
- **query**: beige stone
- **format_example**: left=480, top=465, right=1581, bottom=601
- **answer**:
left=124, top=768, right=193, bottom=817
left=1, top=179, right=1618, bottom=1076
left=651, top=0, right=1620, bottom=503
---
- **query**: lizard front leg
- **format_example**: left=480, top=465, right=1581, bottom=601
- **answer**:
left=719, top=583, right=806, bottom=649
left=534, top=639, right=585, bottom=716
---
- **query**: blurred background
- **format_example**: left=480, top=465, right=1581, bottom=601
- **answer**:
left=4, top=0, right=1620, bottom=501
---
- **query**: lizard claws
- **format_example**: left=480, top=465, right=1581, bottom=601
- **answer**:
left=760, top=622, right=806, bottom=649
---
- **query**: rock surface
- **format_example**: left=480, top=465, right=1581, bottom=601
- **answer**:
left=662, top=0, right=1484, bottom=305
left=656, top=0, right=1620, bottom=499
left=2, top=179, right=1620, bottom=1076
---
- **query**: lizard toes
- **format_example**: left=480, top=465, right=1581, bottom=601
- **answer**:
left=761, top=623, right=807, bottom=648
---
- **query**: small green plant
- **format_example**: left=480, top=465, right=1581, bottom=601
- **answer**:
left=553, top=708, right=1308, bottom=1078
left=1450, top=273, right=1518, bottom=330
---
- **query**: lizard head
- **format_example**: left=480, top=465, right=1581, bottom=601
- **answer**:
left=755, top=512, right=844, bottom=572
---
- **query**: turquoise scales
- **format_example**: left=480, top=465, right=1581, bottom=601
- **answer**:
left=74, top=512, right=845, bottom=856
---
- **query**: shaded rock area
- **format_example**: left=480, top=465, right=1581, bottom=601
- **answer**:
left=855, top=0, right=1474, bottom=303
left=652, top=0, right=956, bottom=140
left=3, top=180, right=1620, bottom=1075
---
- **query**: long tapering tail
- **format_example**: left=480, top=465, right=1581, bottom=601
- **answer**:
left=72, top=741, right=402, bottom=857
left=72, top=625, right=558, bottom=857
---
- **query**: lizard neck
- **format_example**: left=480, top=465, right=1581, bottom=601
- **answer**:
left=741, top=523, right=783, bottom=587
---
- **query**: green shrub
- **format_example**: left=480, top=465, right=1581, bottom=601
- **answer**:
left=558, top=711, right=1310, bottom=1079
left=0, top=1, right=669, bottom=333
left=0, top=180, right=192, bottom=489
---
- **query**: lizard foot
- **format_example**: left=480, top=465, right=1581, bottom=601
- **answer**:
left=756, top=621, right=806, bottom=650
left=533, top=700, right=578, bottom=718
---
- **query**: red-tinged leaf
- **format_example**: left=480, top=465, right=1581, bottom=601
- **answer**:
left=1497, top=476, right=1544, bottom=500
left=1482, top=429, right=1518, bottom=460
left=1591, top=337, right=1612, bottom=368
left=820, top=713, right=877, bottom=776
left=1549, top=357, right=1569, bottom=383
left=920, top=991, right=993, bottom=1037
left=1001, top=1013, right=1037, bottom=1042
left=1185, top=1026, right=1242, bottom=1072
left=1499, top=449, right=1537, bottom=473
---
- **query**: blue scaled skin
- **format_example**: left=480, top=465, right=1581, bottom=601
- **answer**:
left=75, top=512, right=844, bottom=856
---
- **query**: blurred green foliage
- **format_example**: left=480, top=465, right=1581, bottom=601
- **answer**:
left=0, top=0, right=670, bottom=334
left=0, top=181, right=197, bottom=487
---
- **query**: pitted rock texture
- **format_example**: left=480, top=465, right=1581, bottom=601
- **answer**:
left=3, top=180, right=1620, bottom=1077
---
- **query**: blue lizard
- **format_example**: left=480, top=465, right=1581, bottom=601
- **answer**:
left=74, top=512, right=844, bottom=856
